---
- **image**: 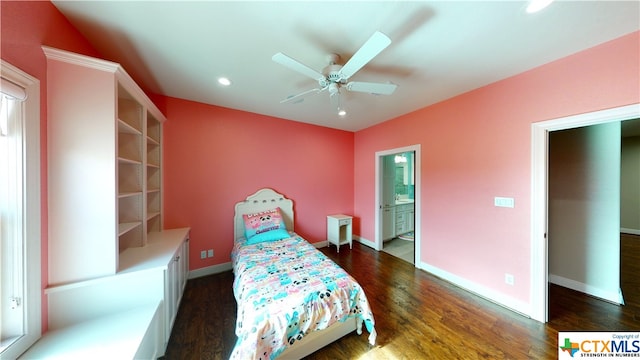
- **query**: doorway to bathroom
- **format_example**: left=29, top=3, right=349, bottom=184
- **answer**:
left=375, top=145, right=421, bottom=265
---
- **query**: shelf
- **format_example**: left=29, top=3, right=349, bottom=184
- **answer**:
left=118, top=228, right=189, bottom=273
left=119, top=221, right=142, bottom=236
left=147, top=166, right=161, bottom=191
left=118, top=119, right=142, bottom=135
left=119, top=132, right=143, bottom=163
left=118, top=191, right=142, bottom=199
left=147, top=147, right=160, bottom=166
left=118, top=157, right=142, bottom=165
left=147, top=211, right=161, bottom=221
left=44, top=46, right=166, bottom=285
left=118, top=164, right=143, bottom=193
left=147, top=136, right=159, bottom=146
left=118, top=91, right=143, bottom=132
left=146, top=111, right=161, bottom=144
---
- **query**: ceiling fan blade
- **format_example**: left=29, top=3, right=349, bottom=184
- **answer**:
left=345, top=81, right=397, bottom=95
left=272, top=52, right=325, bottom=81
left=280, top=86, right=326, bottom=104
left=339, top=31, right=392, bottom=81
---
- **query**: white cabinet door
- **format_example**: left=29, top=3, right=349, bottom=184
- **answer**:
left=163, top=236, right=189, bottom=349
left=176, top=239, right=189, bottom=305
left=408, top=207, right=415, bottom=232
left=382, top=156, right=396, bottom=207
left=382, top=206, right=396, bottom=241
left=395, top=208, right=406, bottom=235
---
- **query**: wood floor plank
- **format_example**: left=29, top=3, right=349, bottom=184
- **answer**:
left=162, top=234, right=639, bottom=359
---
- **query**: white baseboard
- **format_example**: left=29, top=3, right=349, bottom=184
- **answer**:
left=188, top=262, right=232, bottom=279
left=621, top=228, right=640, bottom=236
left=354, top=235, right=377, bottom=250
left=312, top=241, right=326, bottom=249
left=417, top=261, right=532, bottom=317
left=548, top=274, right=623, bottom=304
left=355, top=235, right=532, bottom=316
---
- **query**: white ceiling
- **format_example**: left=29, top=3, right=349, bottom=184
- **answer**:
left=51, top=1, right=639, bottom=132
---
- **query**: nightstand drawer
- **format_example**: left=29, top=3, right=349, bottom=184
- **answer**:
left=339, top=218, right=351, bottom=226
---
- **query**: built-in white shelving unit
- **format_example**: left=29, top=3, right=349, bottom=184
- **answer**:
left=36, top=46, right=189, bottom=358
left=44, top=46, right=168, bottom=284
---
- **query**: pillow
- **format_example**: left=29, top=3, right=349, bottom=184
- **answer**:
left=243, top=208, right=289, bottom=244
left=245, top=228, right=290, bottom=245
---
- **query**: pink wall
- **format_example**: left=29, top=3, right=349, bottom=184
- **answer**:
left=3, top=0, right=638, bottom=332
left=354, top=31, right=640, bottom=305
left=1, top=0, right=103, bottom=332
left=161, top=97, right=354, bottom=269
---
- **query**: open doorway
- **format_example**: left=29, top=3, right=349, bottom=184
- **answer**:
left=530, top=104, right=640, bottom=322
left=548, top=123, right=623, bottom=304
left=375, top=145, right=421, bottom=266
left=380, top=151, right=415, bottom=263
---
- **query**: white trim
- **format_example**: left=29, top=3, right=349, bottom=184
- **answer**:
left=41, top=46, right=166, bottom=124
left=187, top=262, right=233, bottom=279
left=41, top=46, right=120, bottom=73
left=0, top=60, right=41, bottom=359
left=621, top=228, right=640, bottom=236
left=0, top=78, right=27, bottom=101
left=353, top=235, right=376, bottom=249
left=548, top=274, right=624, bottom=305
left=374, top=145, right=421, bottom=264
left=419, top=262, right=531, bottom=317
left=530, top=103, right=640, bottom=323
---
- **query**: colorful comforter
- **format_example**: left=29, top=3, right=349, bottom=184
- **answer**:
left=230, top=234, right=376, bottom=360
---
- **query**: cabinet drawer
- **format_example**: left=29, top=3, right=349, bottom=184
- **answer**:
left=339, top=218, right=351, bottom=226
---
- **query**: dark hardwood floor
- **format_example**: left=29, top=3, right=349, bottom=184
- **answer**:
left=162, top=234, right=640, bottom=359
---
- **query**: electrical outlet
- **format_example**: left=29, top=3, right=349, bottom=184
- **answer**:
left=505, top=273, right=515, bottom=286
left=207, top=249, right=214, bottom=258
left=200, top=250, right=206, bottom=259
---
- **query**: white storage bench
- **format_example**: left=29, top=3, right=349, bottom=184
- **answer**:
left=20, top=303, right=161, bottom=359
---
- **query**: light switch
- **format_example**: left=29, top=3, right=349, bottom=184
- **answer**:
left=494, top=197, right=515, bottom=208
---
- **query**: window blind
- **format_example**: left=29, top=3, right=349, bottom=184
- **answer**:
left=1, top=78, right=27, bottom=101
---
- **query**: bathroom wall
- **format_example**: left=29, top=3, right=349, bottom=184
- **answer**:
left=621, top=134, right=640, bottom=234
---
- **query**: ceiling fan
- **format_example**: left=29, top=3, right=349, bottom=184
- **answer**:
left=272, top=31, right=398, bottom=115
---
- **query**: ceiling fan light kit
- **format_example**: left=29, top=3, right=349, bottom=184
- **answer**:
left=272, top=31, right=398, bottom=116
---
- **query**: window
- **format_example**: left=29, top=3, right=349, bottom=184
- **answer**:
left=0, top=61, right=41, bottom=358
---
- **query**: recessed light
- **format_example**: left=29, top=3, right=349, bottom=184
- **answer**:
left=526, top=0, right=553, bottom=13
left=338, top=109, right=346, bottom=117
left=218, top=77, right=231, bottom=86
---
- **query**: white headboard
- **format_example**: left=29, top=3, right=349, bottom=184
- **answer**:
left=234, top=188, right=294, bottom=241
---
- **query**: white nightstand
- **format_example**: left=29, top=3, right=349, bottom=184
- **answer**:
left=327, top=214, right=353, bottom=252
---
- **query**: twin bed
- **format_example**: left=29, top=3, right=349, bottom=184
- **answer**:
left=230, top=188, right=377, bottom=359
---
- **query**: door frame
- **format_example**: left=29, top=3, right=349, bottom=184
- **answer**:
left=530, top=103, right=640, bottom=322
left=375, top=144, right=421, bottom=264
